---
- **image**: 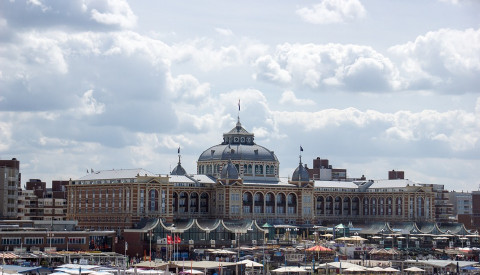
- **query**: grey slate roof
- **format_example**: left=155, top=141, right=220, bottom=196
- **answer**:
left=198, top=143, right=278, bottom=162
left=292, top=163, right=309, bottom=182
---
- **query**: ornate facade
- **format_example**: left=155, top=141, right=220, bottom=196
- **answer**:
left=66, top=118, right=435, bottom=231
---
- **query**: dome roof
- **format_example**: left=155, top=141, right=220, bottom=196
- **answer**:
left=171, top=162, right=186, bottom=175
left=220, top=160, right=239, bottom=179
left=198, top=143, right=278, bottom=162
left=292, top=162, right=310, bottom=182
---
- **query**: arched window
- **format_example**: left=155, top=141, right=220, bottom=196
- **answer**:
left=265, top=192, right=275, bottom=214
left=276, top=193, right=286, bottom=214
left=371, top=198, right=377, bottom=215
left=248, top=164, right=252, bottom=174
left=363, top=198, right=369, bottom=215
left=396, top=197, right=402, bottom=215
left=287, top=193, right=297, bottom=214
left=316, top=196, right=324, bottom=215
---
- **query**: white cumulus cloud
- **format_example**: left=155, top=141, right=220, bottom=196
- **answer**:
left=296, top=0, right=366, bottom=24
left=253, top=43, right=401, bottom=92
left=389, top=28, right=480, bottom=93
left=279, top=90, right=315, bottom=106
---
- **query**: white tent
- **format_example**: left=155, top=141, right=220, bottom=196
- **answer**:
left=238, top=259, right=263, bottom=268
left=271, top=266, right=308, bottom=273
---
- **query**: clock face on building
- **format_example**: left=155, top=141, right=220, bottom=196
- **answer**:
left=247, top=137, right=251, bottom=143
left=241, top=137, right=245, bottom=142
left=234, top=137, right=239, bottom=142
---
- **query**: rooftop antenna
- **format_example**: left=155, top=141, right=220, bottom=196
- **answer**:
left=237, top=99, right=241, bottom=123
left=177, top=147, right=181, bottom=165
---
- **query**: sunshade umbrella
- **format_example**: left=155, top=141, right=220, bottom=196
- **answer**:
left=349, top=236, right=368, bottom=241
left=384, top=267, right=400, bottom=272
left=367, top=267, right=385, bottom=272
left=306, top=245, right=333, bottom=252
left=335, top=237, right=352, bottom=241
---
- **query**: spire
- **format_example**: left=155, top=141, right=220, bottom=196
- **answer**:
left=171, top=146, right=186, bottom=175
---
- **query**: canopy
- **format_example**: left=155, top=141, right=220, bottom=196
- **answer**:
left=271, top=266, right=308, bottom=273
left=179, top=270, right=203, bottom=275
left=404, top=267, right=425, bottom=272
left=138, top=270, right=165, bottom=275
left=344, top=266, right=367, bottom=272
left=383, top=267, right=400, bottom=272
left=238, top=259, right=263, bottom=268
left=55, top=268, right=94, bottom=274
left=367, top=267, right=385, bottom=272
left=208, top=249, right=236, bottom=254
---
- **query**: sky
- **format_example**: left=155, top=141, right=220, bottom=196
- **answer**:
left=0, top=0, right=479, bottom=191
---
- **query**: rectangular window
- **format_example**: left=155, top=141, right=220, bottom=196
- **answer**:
left=230, top=205, right=240, bottom=213
left=161, top=190, right=166, bottom=213
left=140, top=190, right=145, bottom=213
left=69, top=237, right=86, bottom=244
left=1, top=238, right=21, bottom=245
left=266, top=206, right=273, bottom=214
left=25, top=237, right=44, bottom=245
left=126, top=189, right=130, bottom=210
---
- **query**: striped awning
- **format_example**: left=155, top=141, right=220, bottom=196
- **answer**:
left=1, top=252, right=19, bottom=259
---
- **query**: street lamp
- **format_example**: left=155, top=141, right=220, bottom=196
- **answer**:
left=263, top=232, right=267, bottom=275
left=47, top=232, right=54, bottom=250
left=148, top=230, right=153, bottom=261
left=235, top=230, right=240, bottom=275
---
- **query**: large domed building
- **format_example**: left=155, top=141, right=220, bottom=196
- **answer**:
left=197, top=117, right=279, bottom=182
left=67, top=114, right=438, bottom=240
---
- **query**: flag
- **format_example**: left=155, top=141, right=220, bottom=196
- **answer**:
left=300, top=146, right=303, bottom=152
left=175, top=235, right=181, bottom=244
left=238, top=99, right=240, bottom=111
left=167, top=235, right=173, bottom=244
